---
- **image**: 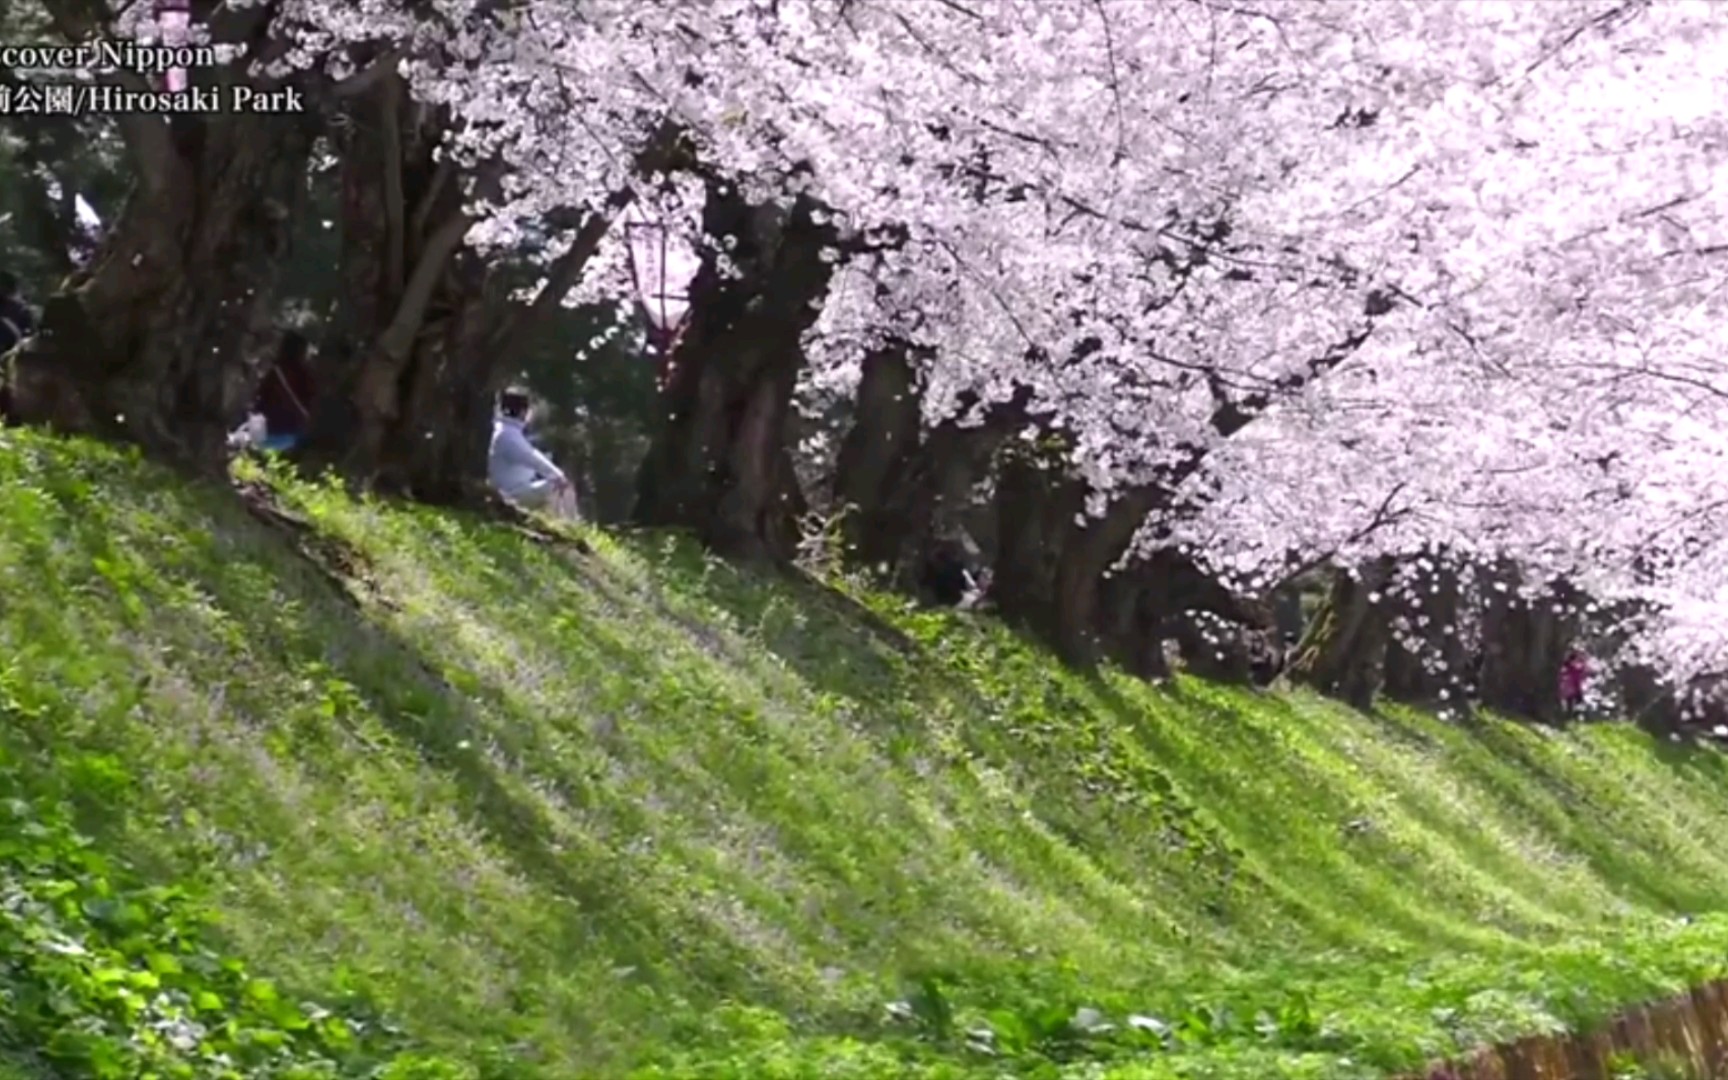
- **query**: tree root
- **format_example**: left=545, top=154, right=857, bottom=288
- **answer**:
left=233, top=479, right=398, bottom=612
left=232, top=477, right=595, bottom=617
left=464, top=488, right=593, bottom=554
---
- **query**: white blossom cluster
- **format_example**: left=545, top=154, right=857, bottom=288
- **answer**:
left=88, top=0, right=1728, bottom=692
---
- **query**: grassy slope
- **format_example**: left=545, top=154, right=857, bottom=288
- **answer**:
left=5, top=431, right=1728, bottom=1079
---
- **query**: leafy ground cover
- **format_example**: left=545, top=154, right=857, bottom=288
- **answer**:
left=4, top=430, right=1728, bottom=1079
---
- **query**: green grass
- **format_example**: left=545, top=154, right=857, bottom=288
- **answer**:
left=4, top=430, right=1728, bottom=1079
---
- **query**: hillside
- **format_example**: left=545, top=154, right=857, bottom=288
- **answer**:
left=4, top=431, right=1728, bottom=1080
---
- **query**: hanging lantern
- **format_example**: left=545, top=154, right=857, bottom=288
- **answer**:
left=623, top=205, right=697, bottom=390
left=155, top=0, right=191, bottom=93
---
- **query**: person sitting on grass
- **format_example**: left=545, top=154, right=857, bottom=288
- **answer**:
left=229, top=332, right=316, bottom=453
left=488, top=388, right=575, bottom=515
left=252, top=332, right=315, bottom=452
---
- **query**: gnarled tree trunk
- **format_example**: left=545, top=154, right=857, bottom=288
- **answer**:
left=889, top=392, right=1031, bottom=585
left=1478, top=561, right=1579, bottom=722
left=990, top=443, right=1164, bottom=666
left=1096, top=549, right=1277, bottom=683
left=1288, top=557, right=1396, bottom=710
left=1096, top=562, right=1175, bottom=680
left=634, top=183, right=836, bottom=561
left=832, top=342, right=1029, bottom=583
left=831, top=341, right=924, bottom=570
left=1381, top=548, right=1472, bottom=710
left=990, top=450, right=1088, bottom=662
left=296, top=78, right=491, bottom=501
left=6, top=89, right=312, bottom=469
left=989, top=310, right=1386, bottom=670
left=300, top=78, right=628, bottom=503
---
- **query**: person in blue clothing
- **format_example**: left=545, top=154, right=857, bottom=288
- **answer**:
left=488, top=388, right=574, bottom=514
left=231, top=331, right=315, bottom=453
left=252, top=331, right=315, bottom=452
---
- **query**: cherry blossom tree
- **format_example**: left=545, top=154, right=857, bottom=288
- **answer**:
left=421, top=0, right=1728, bottom=695
left=792, top=0, right=1728, bottom=689
left=6, top=0, right=319, bottom=466
left=7, top=0, right=1725, bottom=710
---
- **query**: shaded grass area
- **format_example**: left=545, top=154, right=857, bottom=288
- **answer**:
left=4, top=430, right=1728, bottom=1078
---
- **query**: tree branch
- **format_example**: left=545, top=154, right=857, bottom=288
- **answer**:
left=1206, top=315, right=1378, bottom=442
left=35, top=0, right=182, bottom=199
left=377, top=211, right=469, bottom=362
left=332, top=46, right=407, bottom=98
left=410, top=157, right=456, bottom=247
left=1271, top=482, right=1411, bottom=590
left=379, top=76, right=407, bottom=301
left=486, top=207, right=617, bottom=360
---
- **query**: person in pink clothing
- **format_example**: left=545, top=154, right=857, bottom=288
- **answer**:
left=1558, top=649, right=1591, bottom=716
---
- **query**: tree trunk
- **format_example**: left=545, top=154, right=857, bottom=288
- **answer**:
left=301, top=78, right=627, bottom=502
left=321, top=288, right=501, bottom=504
left=1616, top=663, right=1683, bottom=736
left=832, top=342, right=924, bottom=570
left=1097, top=576, right=1173, bottom=680
left=991, top=449, right=1087, bottom=659
left=1478, top=561, right=1579, bottom=722
left=634, top=183, right=836, bottom=561
left=1058, top=488, right=1169, bottom=664
left=832, top=344, right=1030, bottom=584
left=1381, top=548, right=1472, bottom=710
left=297, top=78, right=496, bottom=500
left=990, top=444, right=1164, bottom=667
left=983, top=311, right=1386, bottom=670
left=1095, top=568, right=1169, bottom=680
left=1172, top=612, right=1270, bottom=685
left=1288, top=558, right=1395, bottom=710
left=6, top=107, right=312, bottom=469
left=1097, top=548, right=1277, bottom=683
left=887, top=391, right=1030, bottom=584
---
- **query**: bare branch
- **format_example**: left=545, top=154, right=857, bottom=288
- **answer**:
left=1271, top=482, right=1413, bottom=590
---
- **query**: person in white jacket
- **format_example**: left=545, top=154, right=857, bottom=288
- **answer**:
left=488, top=389, right=574, bottom=514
